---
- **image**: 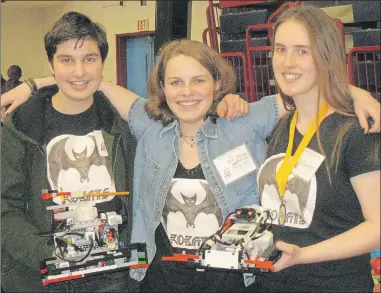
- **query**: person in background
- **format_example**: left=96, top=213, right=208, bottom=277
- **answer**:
left=1, top=74, right=7, bottom=124
left=2, top=65, right=23, bottom=94
left=1, top=73, right=6, bottom=88
left=257, top=6, right=380, bottom=292
left=1, top=66, right=23, bottom=120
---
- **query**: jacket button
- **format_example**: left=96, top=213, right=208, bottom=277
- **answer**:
left=203, top=162, right=209, bottom=168
left=214, top=187, right=220, bottom=193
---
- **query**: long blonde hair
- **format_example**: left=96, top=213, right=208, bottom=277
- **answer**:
left=269, top=5, right=378, bottom=181
left=145, top=39, right=235, bottom=125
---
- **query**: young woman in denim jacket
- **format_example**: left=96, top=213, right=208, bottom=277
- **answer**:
left=2, top=39, right=379, bottom=292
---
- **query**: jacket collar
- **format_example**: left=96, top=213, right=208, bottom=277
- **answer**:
left=5, top=85, right=123, bottom=145
left=159, top=117, right=218, bottom=139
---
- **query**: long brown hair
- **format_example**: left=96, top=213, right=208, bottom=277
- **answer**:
left=269, top=5, right=379, bottom=181
left=145, top=39, right=235, bottom=125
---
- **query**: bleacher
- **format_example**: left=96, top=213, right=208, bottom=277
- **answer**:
left=203, top=0, right=380, bottom=103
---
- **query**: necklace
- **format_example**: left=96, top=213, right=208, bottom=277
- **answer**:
left=276, top=100, right=330, bottom=226
left=180, top=134, right=196, bottom=148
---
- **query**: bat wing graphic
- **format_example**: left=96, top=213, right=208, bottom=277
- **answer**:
left=287, top=175, right=310, bottom=214
left=162, top=181, right=181, bottom=229
left=198, top=181, right=223, bottom=225
left=258, top=155, right=310, bottom=214
left=162, top=180, right=223, bottom=229
left=87, top=134, right=112, bottom=176
left=48, top=136, right=72, bottom=189
left=47, top=135, right=111, bottom=190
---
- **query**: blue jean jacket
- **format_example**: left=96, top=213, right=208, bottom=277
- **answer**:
left=127, top=95, right=279, bottom=281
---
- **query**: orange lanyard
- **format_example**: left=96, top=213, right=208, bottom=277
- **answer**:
left=276, top=100, right=330, bottom=199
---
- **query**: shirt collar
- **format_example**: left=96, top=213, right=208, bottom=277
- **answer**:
left=159, top=117, right=218, bottom=139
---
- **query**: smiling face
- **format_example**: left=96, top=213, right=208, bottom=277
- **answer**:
left=50, top=38, right=103, bottom=104
left=163, top=54, right=219, bottom=129
left=272, top=20, right=318, bottom=102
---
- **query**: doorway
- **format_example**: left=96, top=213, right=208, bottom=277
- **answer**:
left=116, top=31, right=155, bottom=97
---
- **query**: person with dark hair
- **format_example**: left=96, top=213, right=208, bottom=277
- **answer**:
left=1, top=65, right=23, bottom=94
left=44, top=11, right=109, bottom=64
left=1, top=11, right=136, bottom=293
left=257, top=6, right=380, bottom=292
left=0, top=11, right=248, bottom=293
left=1, top=73, right=6, bottom=88
left=1, top=12, right=136, bottom=292
left=1, top=74, right=6, bottom=122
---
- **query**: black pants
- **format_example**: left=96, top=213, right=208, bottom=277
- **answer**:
left=140, top=269, right=261, bottom=293
left=257, top=272, right=374, bottom=292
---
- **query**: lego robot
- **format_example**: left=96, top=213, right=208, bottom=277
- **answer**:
left=40, top=190, right=149, bottom=286
left=162, top=204, right=282, bottom=274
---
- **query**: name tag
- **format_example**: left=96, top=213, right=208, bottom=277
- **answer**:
left=292, top=148, right=325, bottom=182
left=93, top=130, right=108, bottom=157
left=213, top=144, right=257, bottom=185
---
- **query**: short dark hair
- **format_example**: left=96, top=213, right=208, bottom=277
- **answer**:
left=7, top=65, right=22, bottom=81
left=44, top=11, right=108, bottom=63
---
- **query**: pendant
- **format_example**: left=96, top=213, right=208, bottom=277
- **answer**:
left=278, top=201, right=287, bottom=227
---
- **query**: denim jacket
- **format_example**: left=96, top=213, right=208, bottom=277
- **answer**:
left=128, top=95, right=279, bottom=281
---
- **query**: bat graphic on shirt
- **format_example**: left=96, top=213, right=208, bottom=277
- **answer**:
left=259, top=155, right=310, bottom=214
left=162, top=180, right=223, bottom=229
left=48, top=135, right=111, bottom=189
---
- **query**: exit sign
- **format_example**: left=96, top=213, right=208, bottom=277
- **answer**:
left=137, top=19, right=149, bottom=31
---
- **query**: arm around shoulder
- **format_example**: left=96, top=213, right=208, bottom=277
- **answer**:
left=245, top=95, right=280, bottom=140
left=1, top=76, right=56, bottom=114
left=99, top=79, right=140, bottom=121
left=350, top=85, right=380, bottom=134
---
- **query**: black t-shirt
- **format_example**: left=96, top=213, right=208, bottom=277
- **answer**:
left=257, top=113, right=379, bottom=292
left=45, top=98, right=121, bottom=214
left=45, top=97, right=100, bottom=144
left=141, top=161, right=249, bottom=293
